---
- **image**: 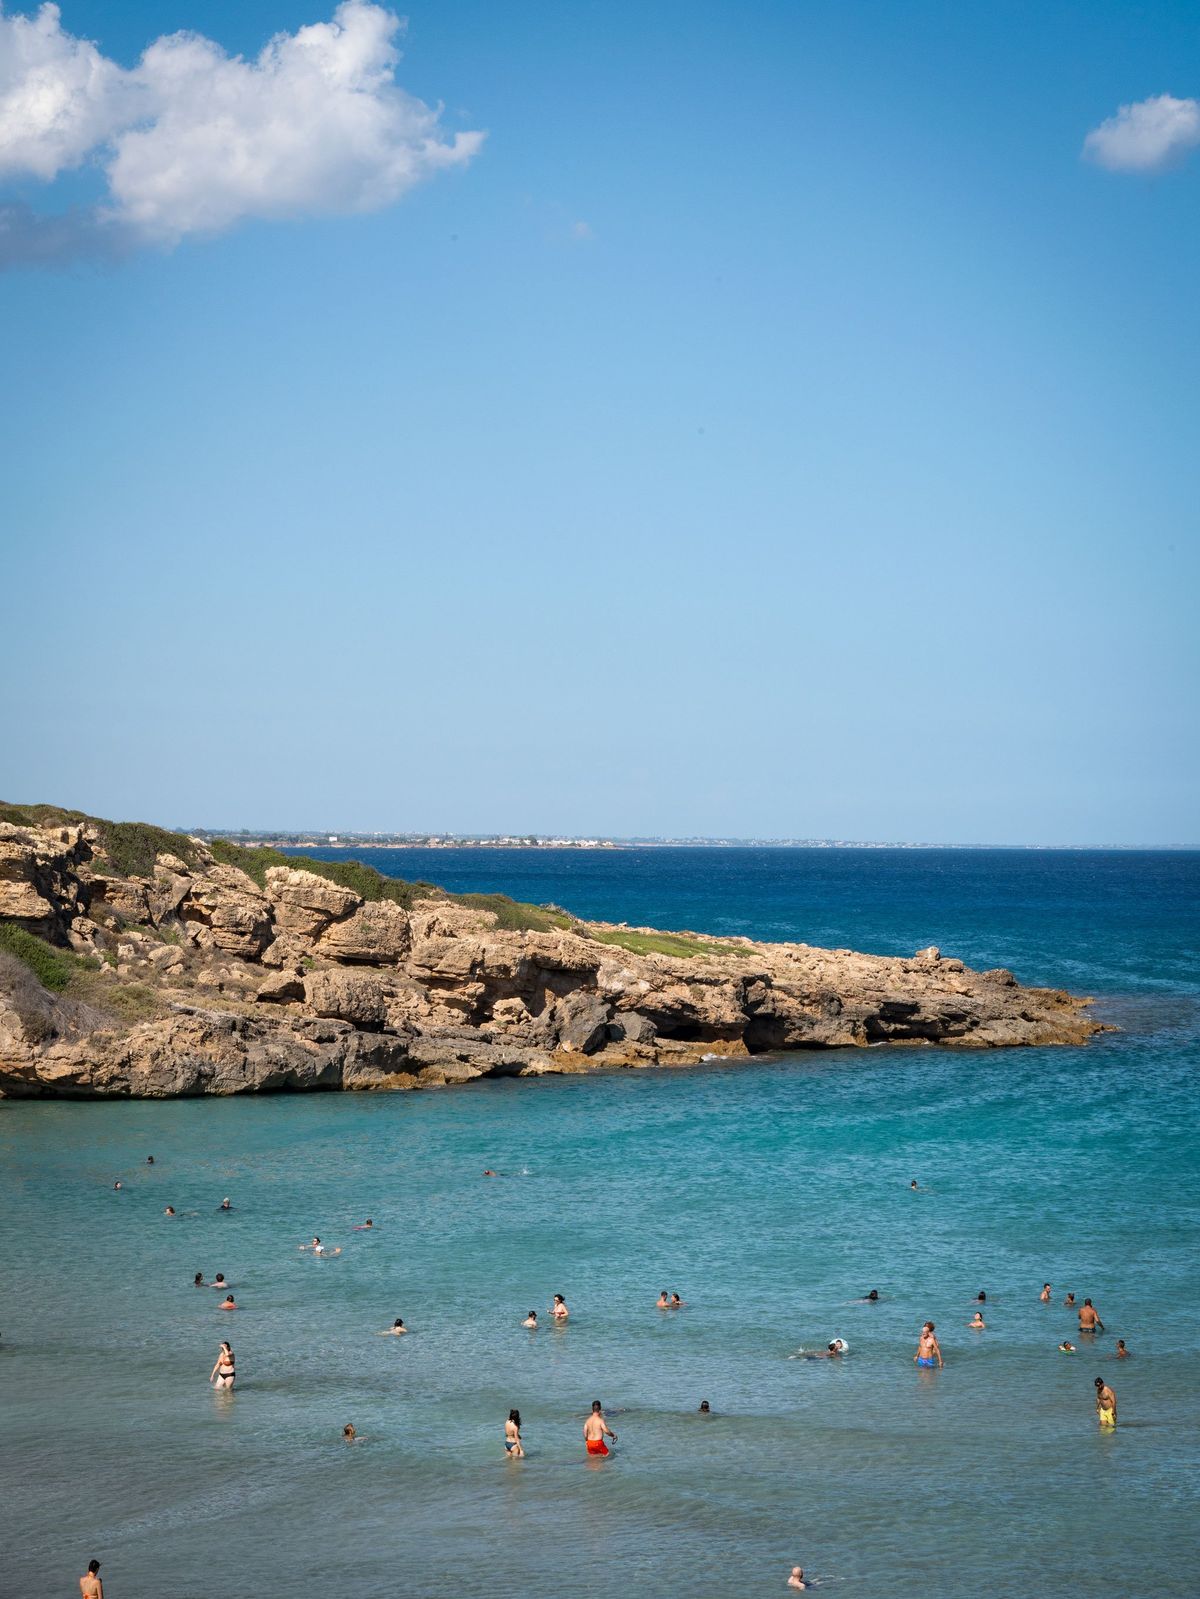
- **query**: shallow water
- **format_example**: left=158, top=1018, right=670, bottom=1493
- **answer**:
left=2, top=850, right=1198, bottom=1598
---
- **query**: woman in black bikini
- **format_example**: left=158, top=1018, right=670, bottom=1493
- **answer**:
left=210, top=1341, right=235, bottom=1389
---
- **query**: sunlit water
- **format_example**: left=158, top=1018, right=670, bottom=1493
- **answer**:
left=2, top=850, right=1198, bottom=1598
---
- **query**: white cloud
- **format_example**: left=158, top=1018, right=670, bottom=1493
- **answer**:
left=1082, top=93, right=1200, bottom=174
left=0, top=1, right=482, bottom=261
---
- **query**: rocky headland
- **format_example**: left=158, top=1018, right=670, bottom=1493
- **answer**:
left=0, top=805, right=1107, bottom=1098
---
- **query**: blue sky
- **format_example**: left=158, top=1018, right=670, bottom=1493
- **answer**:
left=2, top=0, right=1197, bottom=844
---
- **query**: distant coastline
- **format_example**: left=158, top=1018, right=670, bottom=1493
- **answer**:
left=188, top=832, right=1196, bottom=853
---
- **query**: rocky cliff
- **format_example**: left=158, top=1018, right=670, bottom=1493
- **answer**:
left=0, top=808, right=1107, bottom=1098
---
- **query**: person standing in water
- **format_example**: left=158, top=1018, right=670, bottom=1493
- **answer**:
left=1040, top=1283, right=1052, bottom=1302
left=968, top=1312, right=986, bottom=1330
left=79, top=1559, right=103, bottom=1599
left=551, top=1295, right=569, bottom=1320
left=584, top=1400, right=616, bottom=1456
left=915, top=1323, right=943, bottom=1368
left=1116, top=1339, right=1130, bottom=1358
left=210, top=1342, right=235, bottom=1389
left=505, top=1410, right=525, bottom=1458
left=522, top=1311, right=538, bottom=1329
left=1095, top=1376, right=1117, bottom=1427
left=1079, top=1298, right=1105, bottom=1334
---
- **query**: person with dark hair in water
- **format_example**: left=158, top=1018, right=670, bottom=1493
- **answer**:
left=79, top=1559, right=103, bottom=1599
left=1095, top=1376, right=1117, bottom=1427
left=584, top=1400, right=616, bottom=1456
left=505, top=1409, right=525, bottom=1457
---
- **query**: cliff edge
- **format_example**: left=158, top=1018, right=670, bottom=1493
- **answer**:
left=0, top=807, right=1107, bottom=1098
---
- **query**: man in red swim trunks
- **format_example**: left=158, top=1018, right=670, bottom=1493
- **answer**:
left=584, top=1400, right=616, bottom=1456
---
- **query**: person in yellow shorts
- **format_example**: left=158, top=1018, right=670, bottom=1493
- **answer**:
left=1094, top=1376, right=1117, bottom=1426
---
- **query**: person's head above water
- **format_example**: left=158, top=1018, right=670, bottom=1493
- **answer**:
left=343, top=1424, right=356, bottom=1439
left=146, top=1155, right=154, bottom=1164
left=393, top=1318, right=405, bottom=1329
left=976, top=1292, right=986, bottom=1302
left=699, top=1400, right=710, bottom=1412
left=194, top=1273, right=203, bottom=1285
left=867, top=1289, right=879, bottom=1300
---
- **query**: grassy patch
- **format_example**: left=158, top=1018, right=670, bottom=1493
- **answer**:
left=455, top=893, right=573, bottom=933
left=0, top=923, right=78, bottom=991
left=590, top=928, right=748, bottom=960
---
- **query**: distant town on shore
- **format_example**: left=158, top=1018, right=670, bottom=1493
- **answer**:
left=186, top=830, right=1174, bottom=852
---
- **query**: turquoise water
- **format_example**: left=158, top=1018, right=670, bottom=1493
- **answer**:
left=3, top=850, right=1199, bottom=1598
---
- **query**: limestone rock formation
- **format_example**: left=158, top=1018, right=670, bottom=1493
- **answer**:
left=0, top=813, right=1109, bottom=1099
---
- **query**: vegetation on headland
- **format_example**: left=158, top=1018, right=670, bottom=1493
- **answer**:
left=2, top=802, right=582, bottom=938
left=590, top=928, right=749, bottom=960
left=0, top=922, right=163, bottom=1030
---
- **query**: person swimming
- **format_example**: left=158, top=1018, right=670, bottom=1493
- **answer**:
left=863, top=1289, right=880, bottom=1302
left=343, top=1423, right=357, bottom=1442
left=698, top=1400, right=711, bottom=1414
left=1059, top=1341, right=1076, bottom=1353
left=219, top=1295, right=236, bottom=1311
left=146, top=1156, right=155, bottom=1165
left=915, top=1322, right=943, bottom=1368
left=210, top=1342, right=235, bottom=1389
left=1116, top=1339, right=1130, bottom=1358
left=164, top=1207, right=175, bottom=1217
left=1040, top=1283, right=1052, bottom=1302
left=583, top=1400, right=616, bottom=1456
left=910, top=1179, right=919, bottom=1190
left=193, top=1273, right=205, bottom=1288
left=219, top=1198, right=232, bottom=1210
left=354, top=1219, right=374, bottom=1230
left=1063, top=1292, right=1075, bottom=1308
left=505, top=1409, right=525, bottom=1458
left=968, top=1312, right=986, bottom=1330
left=522, top=1311, right=538, bottom=1328
left=391, top=1319, right=406, bottom=1334
left=975, top=1291, right=987, bottom=1304
left=113, top=1181, right=121, bottom=1191
left=656, top=1291, right=670, bottom=1309
left=213, top=1274, right=228, bottom=1291
left=788, top=1568, right=807, bottom=1591
left=1095, top=1376, right=1117, bottom=1426
left=551, top=1295, right=568, bottom=1320
left=670, top=1293, right=684, bottom=1308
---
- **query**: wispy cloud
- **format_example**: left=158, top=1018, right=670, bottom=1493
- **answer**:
left=0, top=1, right=483, bottom=267
left=1082, top=93, right=1200, bottom=173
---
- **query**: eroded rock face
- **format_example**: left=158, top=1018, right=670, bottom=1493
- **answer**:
left=0, top=817, right=1109, bottom=1098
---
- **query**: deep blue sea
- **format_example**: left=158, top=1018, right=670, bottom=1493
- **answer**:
left=2, top=849, right=1198, bottom=1599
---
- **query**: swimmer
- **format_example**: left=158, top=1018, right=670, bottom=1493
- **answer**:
left=210, top=1341, right=235, bottom=1389
left=219, top=1295, right=236, bottom=1311
left=1095, top=1376, right=1117, bottom=1427
left=522, top=1311, right=538, bottom=1329
left=788, top=1568, right=807, bottom=1591
left=212, top=1274, right=228, bottom=1290
left=910, top=1179, right=918, bottom=1190
left=656, top=1291, right=670, bottom=1309
left=505, top=1409, right=525, bottom=1458
left=1059, top=1341, right=1076, bottom=1353
left=146, top=1155, right=155, bottom=1165
left=915, top=1322, right=943, bottom=1369
left=354, top=1219, right=374, bottom=1230
left=552, top=1295, right=569, bottom=1320
left=584, top=1400, right=616, bottom=1456
left=193, top=1273, right=205, bottom=1288
left=968, top=1312, right=985, bottom=1330
left=863, top=1289, right=880, bottom=1302
left=164, top=1206, right=175, bottom=1217
left=1116, top=1339, right=1130, bottom=1358
left=803, top=1341, right=843, bottom=1360
left=1063, top=1292, right=1075, bottom=1308
left=219, top=1198, right=232, bottom=1211
left=975, top=1291, right=987, bottom=1304
left=113, top=1181, right=122, bottom=1191
left=1078, top=1298, right=1105, bottom=1333
left=343, top=1423, right=357, bottom=1442
left=698, top=1400, right=711, bottom=1414
left=389, top=1319, right=407, bottom=1335
left=670, top=1293, right=684, bottom=1308
left=483, top=1169, right=498, bottom=1177
left=1040, top=1283, right=1052, bottom=1302
left=80, top=1559, right=103, bottom=1599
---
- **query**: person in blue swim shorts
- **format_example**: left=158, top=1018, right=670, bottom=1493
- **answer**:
left=915, top=1321, right=943, bottom=1369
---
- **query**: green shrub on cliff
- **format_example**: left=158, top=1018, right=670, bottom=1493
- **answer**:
left=208, top=839, right=441, bottom=908
left=0, top=923, right=79, bottom=991
left=456, top=893, right=572, bottom=932
left=591, top=928, right=748, bottom=960
left=0, top=801, right=201, bottom=878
